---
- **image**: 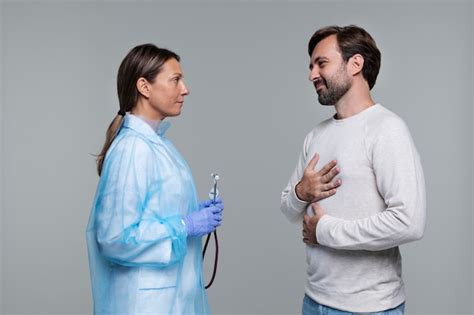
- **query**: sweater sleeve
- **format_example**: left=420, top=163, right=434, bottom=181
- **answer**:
left=280, top=135, right=310, bottom=222
left=316, top=119, right=426, bottom=251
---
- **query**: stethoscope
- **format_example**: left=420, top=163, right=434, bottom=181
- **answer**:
left=202, top=173, right=220, bottom=289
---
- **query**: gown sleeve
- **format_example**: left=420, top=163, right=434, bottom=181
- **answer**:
left=93, top=135, right=187, bottom=267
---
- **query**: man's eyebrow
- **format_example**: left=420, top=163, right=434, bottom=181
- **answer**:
left=309, top=56, right=328, bottom=69
left=313, top=56, right=328, bottom=63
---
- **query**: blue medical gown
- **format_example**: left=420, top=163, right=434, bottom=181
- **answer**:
left=86, top=115, right=210, bottom=315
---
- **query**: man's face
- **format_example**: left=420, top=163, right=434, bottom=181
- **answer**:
left=309, top=35, right=351, bottom=105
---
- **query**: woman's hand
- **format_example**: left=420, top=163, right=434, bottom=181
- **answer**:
left=183, top=200, right=224, bottom=237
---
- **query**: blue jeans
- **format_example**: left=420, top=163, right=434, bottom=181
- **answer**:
left=302, top=295, right=405, bottom=315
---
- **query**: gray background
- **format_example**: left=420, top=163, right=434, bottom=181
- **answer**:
left=1, top=1, right=472, bottom=314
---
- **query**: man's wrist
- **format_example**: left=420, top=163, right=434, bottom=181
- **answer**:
left=295, top=182, right=308, bottom=202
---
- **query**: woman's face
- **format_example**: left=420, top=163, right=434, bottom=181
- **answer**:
left=145, top=58, right=189, bottom=119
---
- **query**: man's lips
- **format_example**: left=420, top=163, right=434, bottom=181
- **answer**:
left=314, top=82, right=325, bottom=92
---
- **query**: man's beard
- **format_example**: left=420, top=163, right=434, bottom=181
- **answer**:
left=317, top=67, right=351, bottom=105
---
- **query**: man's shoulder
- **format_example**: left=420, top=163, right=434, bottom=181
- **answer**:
left=364, top=105, right=414, bottom=148
left=367, top=105, right=409, bottom=134
left=306, top=117, right=332, bottom=138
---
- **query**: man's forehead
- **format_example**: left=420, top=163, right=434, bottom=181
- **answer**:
left=310, top=35, right=341, bottom=60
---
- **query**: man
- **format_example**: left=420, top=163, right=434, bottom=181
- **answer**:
left=280, top=25, right=426, bottom=314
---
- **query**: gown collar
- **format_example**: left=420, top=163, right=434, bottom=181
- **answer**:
left=121, top=114, right=171, bottom=143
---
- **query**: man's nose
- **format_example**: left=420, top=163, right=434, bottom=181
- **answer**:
left=309, top=68, right=319, bottom=82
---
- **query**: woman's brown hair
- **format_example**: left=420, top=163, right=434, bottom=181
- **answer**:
left=96, top=44, right=180, bottom=176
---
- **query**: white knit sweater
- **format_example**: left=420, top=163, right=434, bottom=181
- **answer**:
left=281, top=104, right=426, bottom=312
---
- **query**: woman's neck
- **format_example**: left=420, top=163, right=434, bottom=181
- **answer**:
left=134, top=114, right=162, bottom=132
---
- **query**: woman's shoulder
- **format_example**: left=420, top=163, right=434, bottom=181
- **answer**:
left=107, top=131, right=156, bottom=160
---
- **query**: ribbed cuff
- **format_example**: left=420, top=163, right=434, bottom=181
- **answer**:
left=316, top=215, right=339, bottom=247
left=289, top=184, right=309, bottom=211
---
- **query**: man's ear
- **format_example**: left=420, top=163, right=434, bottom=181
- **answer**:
left=348, top=54, right=364, bottom=77
left=136, top=77, right=150, bottom=98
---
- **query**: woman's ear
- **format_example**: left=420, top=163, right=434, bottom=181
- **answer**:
left=136, top=77, right=150, bottom=98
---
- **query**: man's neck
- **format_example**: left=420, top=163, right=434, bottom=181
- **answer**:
left=333, top=84, right=375, bottom=119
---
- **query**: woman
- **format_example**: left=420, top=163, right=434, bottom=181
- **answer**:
left=86, top=44, right=224, bottom=315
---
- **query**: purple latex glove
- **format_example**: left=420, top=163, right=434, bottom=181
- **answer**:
left=199, top=197, right=223, bottom=210
left=183, top=199, right=224, bottom=237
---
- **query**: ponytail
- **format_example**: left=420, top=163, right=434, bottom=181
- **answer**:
left=96, top=114, right=125, bottom=176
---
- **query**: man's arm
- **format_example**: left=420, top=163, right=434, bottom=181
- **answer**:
left=315, top=119, right=426, bottom=250
left=281, top=135, right=341, bottom=222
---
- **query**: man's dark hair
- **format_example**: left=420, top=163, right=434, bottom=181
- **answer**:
left=308, top=25, right=381, bottom=90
